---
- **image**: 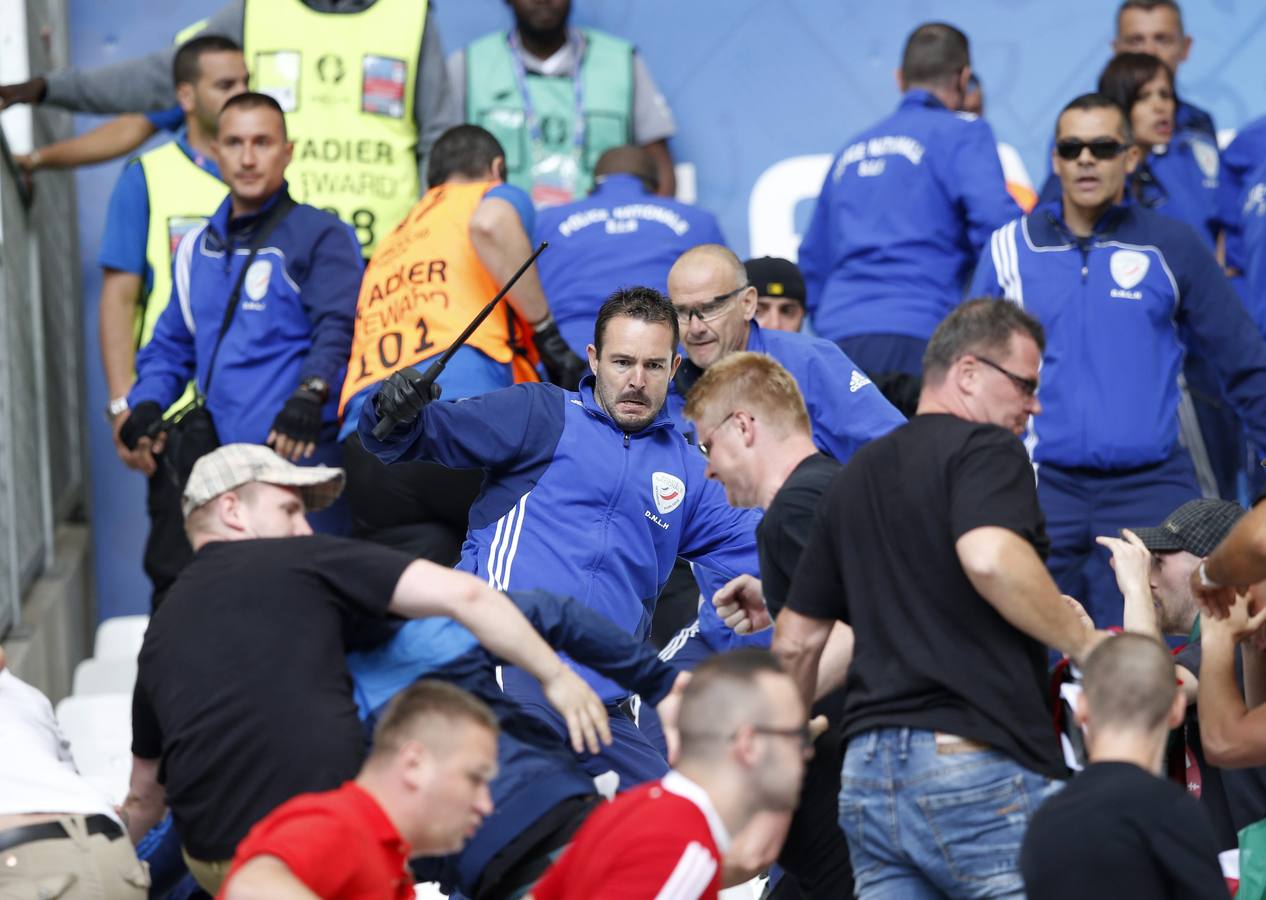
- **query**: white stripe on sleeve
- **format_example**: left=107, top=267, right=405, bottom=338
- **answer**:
left=653, top=841, right=717, bottom=900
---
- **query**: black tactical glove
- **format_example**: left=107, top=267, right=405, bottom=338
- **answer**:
left=533, top=317, right=589, bottom=390
left=268, top=386, right=325, bottom=446
left=373, top=367, right=443, bottom=431
left=118, top=401, right=164, bottom=450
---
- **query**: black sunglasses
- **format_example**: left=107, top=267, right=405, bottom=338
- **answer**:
left=975, top=355, right=1039, bottom=396
left=1055, top=139, right=1128, bottom=161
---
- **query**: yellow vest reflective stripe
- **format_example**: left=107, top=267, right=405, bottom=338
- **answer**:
left=136, top=139, right=226, bottom=414
left=243, top=0, right=426, bottom=256
left=339, top=180, right=538, bottom=413
left=136, top=140, right=227, bottom=348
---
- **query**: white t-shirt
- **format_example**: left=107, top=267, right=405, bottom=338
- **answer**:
left=0, top=669, right=118, bottom=819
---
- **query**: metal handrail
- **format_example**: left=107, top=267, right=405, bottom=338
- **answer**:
left=0, top=122, right=34, bottom=209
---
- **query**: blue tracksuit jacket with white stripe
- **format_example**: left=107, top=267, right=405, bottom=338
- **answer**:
left=798, top=89, right=1019, bottom=343
left=358, top=375, right=759, bottom=702
left=969, top=200, right=1266, bottom=470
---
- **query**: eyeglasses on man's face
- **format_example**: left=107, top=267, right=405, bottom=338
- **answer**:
left=673, top=285, right=749, bottom=325
left=697, top=411, right=737, bottom=459
left=974, top=355, right=1039, bottom=396
left=1054, top=138, right=1128, bottom=161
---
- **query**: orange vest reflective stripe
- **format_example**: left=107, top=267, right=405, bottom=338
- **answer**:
left=339, top=180, right=538, bottom=413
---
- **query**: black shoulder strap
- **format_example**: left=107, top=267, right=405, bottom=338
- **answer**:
left=200, top=193, right=297, bottom=398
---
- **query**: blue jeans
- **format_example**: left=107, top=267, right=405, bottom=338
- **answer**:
left=839, top=728, right=1061, bottom=899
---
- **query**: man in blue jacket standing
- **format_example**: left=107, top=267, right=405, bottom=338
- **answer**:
left=970, top=93, right=1266, bottom=629
left=119, top=92, right=362, bottom=533
left=359, top=286, right=759, bottom=788
left=798, top=22, right=1018, bottom=379
left=534, top=145, right=726, bottom=357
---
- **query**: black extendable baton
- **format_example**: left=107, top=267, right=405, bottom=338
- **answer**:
left=371, top=240, right=549, bottom=439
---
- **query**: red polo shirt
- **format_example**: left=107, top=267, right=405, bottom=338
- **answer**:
left=531, top=771, right=730, bottom=900
left=218, top=781, right=412, bottom=900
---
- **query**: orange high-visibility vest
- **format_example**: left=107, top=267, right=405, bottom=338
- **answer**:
left=339, top=180, right=538, bottom=413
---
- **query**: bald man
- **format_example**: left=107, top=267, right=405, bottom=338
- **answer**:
left=531, top=650, right=810, bottom=900
left=534, top=145, right=726, bottom=357
left=1020, top=634, right=1227, bottom=899
left=666, top=243, right=903, bottom=463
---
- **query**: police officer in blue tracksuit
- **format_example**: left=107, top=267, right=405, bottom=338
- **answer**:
left=123, top=179, right=362, bottom=534
left=358, top=288, right=758, bottom=788
left=1241, top=160, right=1266, bottom=337
left=534, top=146, right=725, bottom=358
left=970, top=94, right=1266, bottom=628
left=798, top=23, right=1018, bottom=379
left=1222, top=116, right=1266, bottom=293
left=347, top=590, right=680, bottom=898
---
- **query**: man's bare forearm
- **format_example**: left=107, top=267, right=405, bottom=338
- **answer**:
left=1197, top=630, right=1266, bottom=767
left=469, top=198, right=550, bottom=324
left=957, top=527, right=1095, bottom=660
left=772, top=608, right=833, bottom=708
left=99, top=270, right=143, bottom=400
left=1205, top=504, right=1266, bottom=588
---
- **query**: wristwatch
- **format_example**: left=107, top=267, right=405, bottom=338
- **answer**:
left=105, top=396, right=129, bottom=422
left=299, top=376, right=330, bottom=403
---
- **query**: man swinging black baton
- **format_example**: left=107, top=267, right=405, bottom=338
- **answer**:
left=372, top=241, right=550, bottom=439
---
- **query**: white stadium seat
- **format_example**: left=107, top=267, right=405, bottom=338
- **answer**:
left=71, top=656, right=138, bottom=697
left=55, top=693, right=134, bottom=804
left=93, top=614, right=149, bottom=661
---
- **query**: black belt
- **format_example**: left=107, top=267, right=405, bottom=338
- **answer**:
left=0, top=814, right=124, bottom=854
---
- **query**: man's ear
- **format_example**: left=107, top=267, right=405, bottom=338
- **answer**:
left=493, top=155, right=507, bottom=183
left=587, top=344, right=599, bottom=376
left=669, top=352, right=682, bottom=380
left=175, top=81, right=196, bottom=115
left=1167, top=689, right=1188, bottom=730
left=894, top=67, right=906, bottom=93
left=1074, top=690, right=1090, bottom=730
left=1124, top=144, right=1141, bottom=176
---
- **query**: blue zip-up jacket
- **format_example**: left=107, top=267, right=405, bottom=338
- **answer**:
left=667, top=321, right=905, bottom=456
left=1221, top=116, right=1266, bottom=276
left=358, top=376, right=759, bottom=701
left=798, top=89, right=1019, bottom=343
left=347, top=589, right=680, bottom=895
left=1177, top=99, right=1217, bottom=145
left=534, top=174, right=727, bottom=356
left=130, top=187, right=363, bottom=442
left=970, top=200, right=1266, bottom=470
left=1240, top=159, right=1266, bottom=337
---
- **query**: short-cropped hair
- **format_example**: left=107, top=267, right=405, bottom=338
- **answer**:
left=678, top=649, right=787, bottom=757
left=369, top=680, right=498, bottom=761
left=922, top=298, right=1045, bottom=385
left=427, top=125, right=506, bottom=186
left=683, top=352, right=810, bottom=437
left=172, top=35, right=241, bottom=89
left=901, top=23, right=970, bottom=88
left=1117, top=0, right=1184, bottom=34
left=1056, top=92, right=1134, bottom=146
left=593, top=286, right=681, bottom=358
left=220, top=91, right=288, bottom=139
left=1082, top=633, right=1178, bottom=733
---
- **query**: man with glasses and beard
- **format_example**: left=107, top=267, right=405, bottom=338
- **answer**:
left=970, top=93, right=1266, bottom=631
left=358, top=287, right=759, bottom=791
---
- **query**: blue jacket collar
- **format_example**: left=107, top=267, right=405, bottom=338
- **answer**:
left=590, top=173, right=651, bottom=198
left=1030, top=196, right=1132, bottom=246
left=577, top=374, right=675, bottom=436
left=900, top=89, right=949, bottom=112
left=209, top=180, right=291, bottom=243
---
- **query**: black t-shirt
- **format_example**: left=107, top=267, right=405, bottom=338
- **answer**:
left=1175, top=638, right=1266, bottom=850
left=1019, top=762, right=1227, bottom=900
left=131, top=535, right=412, bottom=859
left=786, top=414, right=1063, bottom=778
left=758, top=453, right=842, bottom=617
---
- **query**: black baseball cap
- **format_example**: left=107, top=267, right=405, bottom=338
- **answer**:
left=744, top=257, right=805, bottom=305
left=1130, top=498, right=1245, bottom=557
